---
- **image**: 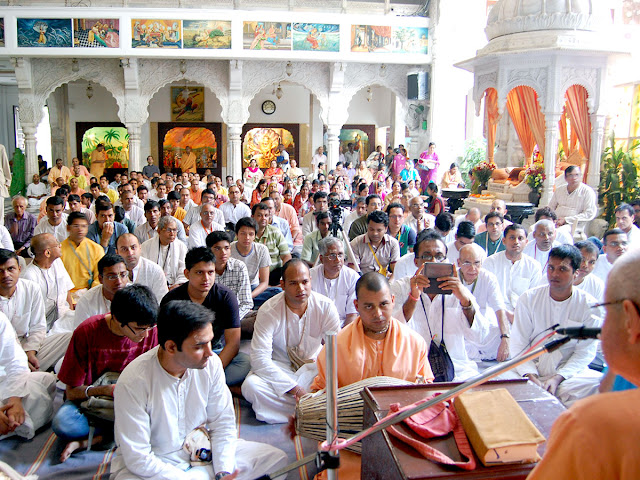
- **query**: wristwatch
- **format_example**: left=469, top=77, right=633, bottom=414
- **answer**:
left=215, top=472, right=231, bottom=480
left=500, top=334, right=510, bottom=339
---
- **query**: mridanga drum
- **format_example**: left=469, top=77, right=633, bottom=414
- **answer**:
left=295, top=376, right=412, bottom=453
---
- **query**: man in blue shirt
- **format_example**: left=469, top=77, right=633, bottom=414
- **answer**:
left=87, top=199, right=128, bottom=255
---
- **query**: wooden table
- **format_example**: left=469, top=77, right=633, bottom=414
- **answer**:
left=361, top=379, right=565, bottom=480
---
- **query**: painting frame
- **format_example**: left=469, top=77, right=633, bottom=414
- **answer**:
left=183, top=20, right=231, bottom=49
left=339, top=124, right=376, bottom=164
left=0, top=18, right=5, bottom=48
left=170, top=86, right=205, bottom=122
left=292, top=23, right=339, bottom=52
left=157, top=122, right=223, bottom=177
left=73, top=18, right=120, bottom=48
left=17, top=18, right=73, bottom=48
left=243, top=21, right=292, bottom=51
left=241, top=123, right=300, bottom=169
left=75, top=121, right=128, bottom=170
left=131, top=19, right=182, bottom=49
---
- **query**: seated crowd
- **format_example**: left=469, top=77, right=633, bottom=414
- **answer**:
left=0, top=158, right=638, bottom=480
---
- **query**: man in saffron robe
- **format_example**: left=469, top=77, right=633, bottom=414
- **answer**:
left=180, top=146, right=197, bottom=174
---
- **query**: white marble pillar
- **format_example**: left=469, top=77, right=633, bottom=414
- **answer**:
left=587, top=114, right=606, bottom=189
left=541, top=112, right=561, bottom=206
left=127, top=124, right=142, bottom=173
left=391, top=96, right=406, bottom=148
left=326, top=125, right=341, bottom=172
left=228, top=124, right=243, bottom=181
left=23, top=124, right=38, bottom=183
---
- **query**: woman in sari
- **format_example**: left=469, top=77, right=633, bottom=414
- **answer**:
left=287, top=159, right=304, bottom=182
left=426, top=181, right=445, bottom=216
left=384, top=180, right=403, bottom=208
left=250, top=178, right=268, bottom=207
left=243, top=158, right=263, bottom=198
left=264, top=160, right=284, bottom=183
left=356, top=160, right=373, bottom=184
left=293, top=183, right=311, bottom=216
left=417, top=142, right=439, bottom=190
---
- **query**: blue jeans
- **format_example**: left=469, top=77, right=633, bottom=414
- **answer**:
left=214, top=350, right=251, bottom=386
left=252, top=286, right=282, bottom=310
left=51, top=401, right=91, bottom=441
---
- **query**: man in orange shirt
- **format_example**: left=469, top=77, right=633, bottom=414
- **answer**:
left=527, top=249, right=640, bottom=480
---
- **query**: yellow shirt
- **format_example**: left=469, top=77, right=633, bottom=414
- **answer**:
left=173, top=207, right=186, bottom=222
left=61, top=237, right=104, bottom=291
left=70, top=175, right=88, bottom=190
left=102, top=189, right=118, bottom=204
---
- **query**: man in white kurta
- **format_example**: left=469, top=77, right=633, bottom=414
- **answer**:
left=0, top=311, right=55, bottom=440
left=573, top=240, right=605, bottom=302
left=391, top=232, right=489, bottom=381
left=242, top=260, right=341, bottom=424
left=591, top=229, right=629, bottom=284
left=116, top=233, right=168, bottom=303
left=141, top=220, right=188, bottom=290
left=309, top=237, right=359, bottom=327
left=523, top=219, right=561, bottom=268
left=112, top=301, right=288, bottom=480
left=511, top=245, right=601, bottom=405
left=548, top=166, right=597, bottom=235
left=188, top=204, right=225, bottom=250
left=34, top=197, right=69, bottom=243
left=483, top=224, right=542, bottom=320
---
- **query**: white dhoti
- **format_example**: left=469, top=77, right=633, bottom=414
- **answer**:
left=465, top=308, right=502, bottom=362
left=0, top=371, right=56, bottom=440
left=36, top=332, right=72, bottom=372
left=112, top=439, right=289, bottom=480
left=241, top=361, right=318, bottom=424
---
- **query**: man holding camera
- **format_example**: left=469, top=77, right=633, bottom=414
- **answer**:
left=391, top=230, right=488, bottom=381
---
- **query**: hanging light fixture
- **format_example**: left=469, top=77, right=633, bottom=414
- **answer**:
left=86, top=82, right=94, bottom=99
left=366, top=87, right=373, bottom=102
left=179, top=59, right=187, bottom=75
left=276, top=83, right=283, bottom=100
left=72, top=59, right=79, bottom=72
left=285, top=61, right=293, bottom=76
left=379, top=64, right=387, bottom=77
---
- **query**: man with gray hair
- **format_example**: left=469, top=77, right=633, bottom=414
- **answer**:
left=141, top=216, right=188, bottom=290
left=310, top=236, right=359, bottom=326
left=523, top=219, right=560, bottom=268
left=5, top=196, right=37, bottom=257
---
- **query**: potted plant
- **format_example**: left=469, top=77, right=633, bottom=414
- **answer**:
left=472, top=161, right=496, bottom=193
left=524, top=160, right=545, bottom=206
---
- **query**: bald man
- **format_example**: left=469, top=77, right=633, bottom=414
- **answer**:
left=116, top=233, right=168, bottom=303
left=523, top=219, right=561, bottom=268
left=476, top=199, right=513, bottom=234
left=528, top=249, right=640, bottom=480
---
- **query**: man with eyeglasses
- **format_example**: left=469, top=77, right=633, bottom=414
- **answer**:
left=474, top=212, right=506, bottom=256
left=523, top=219, right=561, bottom=268
left=387, top=203, right=416, bottom=257
left=483, top=224, right=542, bottom=323
left=510, top=245, right=601, bottom=405
left=391, top=230, right=488, bottom=381
left=74, top=254, right=130, bottom=326
left=456, top=244, right=511, bottom=363
left=158, top=199, right=187, bottom=244
left=183, top=189, right=226, bottom=232
left=592, top=229, right=629, bottom=283
left=549, top=166, right=597, bottom=235
left=187, top=203, right=225, bottom=250
left=53, top=285, right=158, bottom=462
left=310, top=236, right=360, bottom=327
left=350, top=210, right=400, bottom=277
left=141, top=216, right=188, bottom=290
left=116, top=233, right=168, bottom=303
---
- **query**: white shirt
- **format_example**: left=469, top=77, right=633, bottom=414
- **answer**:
left=404, top=213, right=435, bottom=233
left=310, top=265, right=358, bottom=325
left=390, top=276, right=489, bottom=381
left=394, top=252, right=418, bottom=279
left=548, top=183, right=597, bottom=227
left=0, top=312, right=30, bottom=400
left=220, top=201, right=251, bottom=225
left=21, top=258, right=74, bottom=319
left=461, top=269, right=507, bottom=314
left=483, top=251, right=542, bottom=313
left=575, top=274, right=604, bottom=303
left=123, top=205, right=146, bottom=227
left=342, top=210, right=361, bottom=238
left=115, top=196, right=145, bottom=210
left=131, top=257, right=169, bottom=304
left=250, top=291, right=341, bottom=395
left=134, top=222, right=158, bottom=244
left=302, top=212, right=318, bottom=237
left=511, top=285, right=600, bottom=378
left=187, top=221, right=225, bottom=250
left=522, top=240, right=561, bottom=268
left=311, top=153, right=327, bottom=170
left=112, top=347, right=236, bottom=478
left=527, top=228, right=573, bottom=246
left=26, top=182, right=48, bottom=199
left=184, top=205, right=225, bottom=227
left=0, top=279, right=46, bottom=353
left=34, top=216, right=69, bottom=243
left=141, top=237, right=188, bottom=287
left=74, top=284, right=116, bottom=328
left=592, top=254, right=614, bottom=284
left=446, top=240, right=461, bottom=264
left=0, top=225, right=13, bottom=250
left=625, top=224, right=640, bottom=250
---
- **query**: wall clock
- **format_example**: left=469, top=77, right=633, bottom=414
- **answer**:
left=262, top=100, right=276, bottom=115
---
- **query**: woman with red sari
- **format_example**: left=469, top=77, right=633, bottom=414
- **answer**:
left=293, top=183, right=311, bottom=216
left=426, top=181, right=444, bottom=216
left=264, top=160, right=284, bottom=183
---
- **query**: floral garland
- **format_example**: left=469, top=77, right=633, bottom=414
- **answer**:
left=472, top=161, right=496, bottom=185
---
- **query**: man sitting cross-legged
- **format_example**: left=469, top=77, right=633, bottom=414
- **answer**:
left=310, top=272, right=433, bottom=479
left=523, top=219, right=561, bottom=268
left=187, top=203, right=226, bottom=249
left=111, top=300, right=288, bottom=480
left=116, top=233, right=168, bottom=303
left=242, top=259, right=340, bottom=424
left=161, top=247, right=249, bottom=388
left=61, top=211, right=104, bottom=294
left=52, top=285, right=158, bottom=462
left=510, top=245, right=602, bottom=405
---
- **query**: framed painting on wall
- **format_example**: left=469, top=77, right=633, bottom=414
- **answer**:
left=292, top=23, right=339, bottom=52
left=73, top=18, right=119, bottom=48
left=0, top=19, right=4, bottom=48
left=171, top=86, right=205, bottom=122
left=76, top=122, right=129, bottom=169
left=17, top=18, right=73, bottom=48
left=131, top=19, right=181, bottom=48
left=183, top=20, right=231, bottom=49
left=350, top=25, right=391, bottom=53
left=241, top=124, right=299, bottom=169
left=339, top=124, right=376, bottom=165
left=157, top=122, right=223, bottom=177
left=243, top=22, right=292, bottom=50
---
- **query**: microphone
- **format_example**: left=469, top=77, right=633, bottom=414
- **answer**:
left=555, top=327, right=601, bottom=339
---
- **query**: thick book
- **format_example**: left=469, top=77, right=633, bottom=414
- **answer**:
left=454, top=388, right=546, bottom=466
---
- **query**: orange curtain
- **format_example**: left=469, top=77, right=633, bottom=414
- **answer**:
left=506, top=88, right=537, bottom=164
left=565, top=85, right=592, bottom=178
left=484, top=88, right=500, bottom=164
left=559, top=111, right=569, bottom=157
left=515, top=86, right=546, bottom=161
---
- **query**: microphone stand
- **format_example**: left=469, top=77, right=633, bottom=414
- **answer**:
left=253, top=335, right=572, bottom=480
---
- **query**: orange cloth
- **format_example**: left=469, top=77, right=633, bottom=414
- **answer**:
left=190, top=188, right=202, bottom=205
left=90, top=149, right=107, bottom=177
left=181, top=152, right=197, bottom=173
left=311, top=317, right=433, bottom=480
left=528, top=389, right=640, bottom=480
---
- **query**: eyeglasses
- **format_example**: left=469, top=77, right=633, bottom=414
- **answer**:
left=419, top=253, right=446, bottom=262
left=460, top=261, right=482, bottom=268
left=163, top=228, right=178, bottom=233
left=607, top=241, right=628, bottom=248
left=126, top=324, right=155, bottom=335
left=104, top=272, right=129, bottom=281
left=591, top=299, right=640, bottom=316
left=324, top=253, right=345, bottom=261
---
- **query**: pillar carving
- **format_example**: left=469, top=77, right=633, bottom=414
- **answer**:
left=326, top=125, right=341, bottom=172
left=126, top=125, right=142, bottom=173
left=22, top=124, right=38, bottom=183
left=587, top=114, right=606, bottom=189
left=228, top=124, right=243, bottom=182
left=541, top=112, right=561, bottom=206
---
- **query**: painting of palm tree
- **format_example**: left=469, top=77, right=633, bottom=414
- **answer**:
left=81, top=126, right=129, bottom=168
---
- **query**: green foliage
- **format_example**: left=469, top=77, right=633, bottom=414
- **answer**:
left=599, top=133, right=640, bottom=227
left=459, top=138, right=487, bottom=189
